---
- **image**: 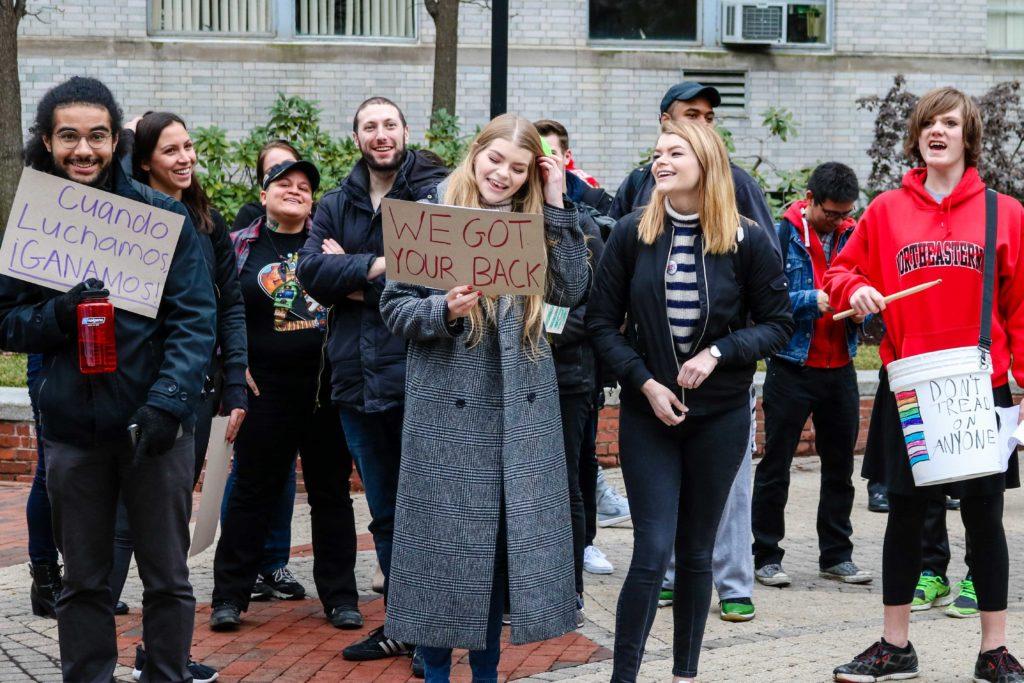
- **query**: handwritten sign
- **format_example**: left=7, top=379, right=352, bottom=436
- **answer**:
left=1, top=167, right=184, bottom=318
left=381, top=198, right=547, bottom=296
left=926, top=376, right=998, bottom=457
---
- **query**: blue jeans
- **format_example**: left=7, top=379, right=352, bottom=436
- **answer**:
left=220, top=458, right=296, bottom=574
left=26, top=353, right=58, bottom=566
left=419, top=565, right=505, bottom=682
left=338, top=405, right=403, bottom=591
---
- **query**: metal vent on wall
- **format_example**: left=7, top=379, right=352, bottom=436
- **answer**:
left=680, top=70, right=747, bottom=117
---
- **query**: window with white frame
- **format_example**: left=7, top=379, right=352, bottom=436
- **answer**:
left=148, top=0, right=416, bottom=38
left=990, top=1, right=1024, bottom=50
left=296, top=0, right=416, bottom=38
left=589, top=0, right=699, bottom=42
left=150, top=0, right=273, bottom=35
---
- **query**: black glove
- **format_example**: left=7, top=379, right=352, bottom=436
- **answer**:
left=53, top=278, right=105, bottom=333
left=128, top=405, right=180, bottom=458
left=219, top=384, right=248, bottom=415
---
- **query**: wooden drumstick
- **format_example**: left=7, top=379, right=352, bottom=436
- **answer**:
left=831, top=279, right=942, bottom=321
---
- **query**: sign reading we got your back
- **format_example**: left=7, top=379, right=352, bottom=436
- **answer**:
left=1, top=168, right=184, bottom=318
left=381, top=198, right=547, bottom=296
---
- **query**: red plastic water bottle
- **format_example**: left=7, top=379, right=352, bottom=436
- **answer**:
left=77, top=289, right=117, bottom=374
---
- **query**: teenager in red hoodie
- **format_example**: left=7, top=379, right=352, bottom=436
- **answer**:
left=829, top=88, right=1024, bottom=683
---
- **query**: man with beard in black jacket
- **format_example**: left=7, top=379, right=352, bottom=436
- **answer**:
left=0, top=77, right=215, bottom=682
left=296, top=96, right=448, bottom=673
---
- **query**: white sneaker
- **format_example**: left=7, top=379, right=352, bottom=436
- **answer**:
left=596, top=468, right=631, bottom=527
left=583, top=545, right=614, bottom=574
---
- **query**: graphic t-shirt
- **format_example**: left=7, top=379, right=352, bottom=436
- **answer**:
left=239, top=228, right=326, bottom=376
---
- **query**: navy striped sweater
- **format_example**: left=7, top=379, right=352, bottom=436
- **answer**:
left=664, top=202, right=701, bottom=355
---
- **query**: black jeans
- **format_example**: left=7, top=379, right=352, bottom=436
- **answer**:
left=752, top=360, right=858, bottom=570
left=612, top=401, right=749, bottom=681
left=884, top=494, right=1006, bottom=610
left=581, top=402, right=600, bottom=547
left=213, top=375, right=358, bottom=612
left=559, top=391, right=592, bottom=595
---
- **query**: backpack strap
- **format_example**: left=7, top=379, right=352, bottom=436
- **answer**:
left=979, top=188, right=998, bottom=356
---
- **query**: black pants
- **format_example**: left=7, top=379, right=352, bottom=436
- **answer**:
left=612, top=400, right=749, bottom=681
left=559, top=391, right=592, bottom=595
left=752, top=360, right=859, bottom=570
left=581, top=402, right=600, bottom=547
left=884, top=493, right=1006, bottom=610
left=213, top=375, right=358, bottom=612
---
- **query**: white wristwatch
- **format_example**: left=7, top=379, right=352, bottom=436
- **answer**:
left=709, top=345, right=722, bottom=359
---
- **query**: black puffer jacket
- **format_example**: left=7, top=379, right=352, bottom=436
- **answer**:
left=586, top=210, right=793, bottom=416
left=296, top=150, right=449, bottom=412
left=0, top=163, right=216, bottom=444
left=550, top=210, right=604, bottom=394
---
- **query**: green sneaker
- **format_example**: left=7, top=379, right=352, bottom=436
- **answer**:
left=946, top=577, right=980, bottom=618
left=658, top=589, right=673, bottom=607
left=720, top=598, right=755, bottom=622
left=910, top=570, right=953, bottom=611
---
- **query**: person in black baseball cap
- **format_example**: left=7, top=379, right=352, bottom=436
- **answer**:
left=659, top=81, right=723, bottom=121
left=263, top=158, right=320, bottom=194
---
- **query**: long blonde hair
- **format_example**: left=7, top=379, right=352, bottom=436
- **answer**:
left=637, top=119, right=740, bottom=255
left=443, top=113, right=546, bottom=351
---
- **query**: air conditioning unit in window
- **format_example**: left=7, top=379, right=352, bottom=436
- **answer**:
left=721, top=1, right=787, bottom=45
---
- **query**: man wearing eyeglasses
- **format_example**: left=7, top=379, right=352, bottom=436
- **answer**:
left=0, top=77, right=215, bottom=682
left=751, top=162, right=872, bottom=589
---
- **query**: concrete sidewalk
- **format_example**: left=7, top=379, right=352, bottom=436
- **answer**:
left=2, top=459, right=1024, bottom=681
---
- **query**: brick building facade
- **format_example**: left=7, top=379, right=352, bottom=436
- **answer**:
left=16, top=1, right=1024, bottom=190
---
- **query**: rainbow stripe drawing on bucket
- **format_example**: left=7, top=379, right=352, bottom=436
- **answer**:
left=896, top=389, right=929, bottom=466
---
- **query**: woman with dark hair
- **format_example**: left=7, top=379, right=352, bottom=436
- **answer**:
left=232, top=139, right=301, bottom=230
left=586, top=119, right=792, bottom=682
left=829, top=87, right=1024, bottom=682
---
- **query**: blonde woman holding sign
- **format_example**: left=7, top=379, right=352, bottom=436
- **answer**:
left=379, top=113, right=587, bottom=682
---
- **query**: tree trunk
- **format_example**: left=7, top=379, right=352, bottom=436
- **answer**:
left=0, top=1, right=27, bottom=233
left=426, top=0, right=459, bottom=118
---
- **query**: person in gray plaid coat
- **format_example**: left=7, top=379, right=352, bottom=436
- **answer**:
left=379, top=114, right=589, bottom=680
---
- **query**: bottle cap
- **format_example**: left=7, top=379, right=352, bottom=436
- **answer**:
left=81, top=287, right=110, bottom=299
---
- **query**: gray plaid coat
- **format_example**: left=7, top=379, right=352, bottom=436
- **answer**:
left=379, top=199, right=588, bottom=650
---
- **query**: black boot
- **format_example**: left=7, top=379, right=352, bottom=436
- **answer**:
left=29, top=562, right=62, bottom=618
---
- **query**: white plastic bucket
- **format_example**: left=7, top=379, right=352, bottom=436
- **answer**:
left=887, top=346, right=1003, bottom=486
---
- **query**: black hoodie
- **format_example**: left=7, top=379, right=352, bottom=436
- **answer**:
left=297, top=149, right=449, bottom=412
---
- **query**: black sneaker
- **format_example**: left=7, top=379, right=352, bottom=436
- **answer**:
left=834, top=639, right=919, bottom=681
left=262, top=567, right=306, bottom=600
left=326, top=605, right=363, bottom=630
left=342, top=625, right=413, bottom=661
left=945, top=496, right=961, bottom=511
left=132, top=645, right=219, bottom=682
left=251, top=575, right=273, bottom=602
left=868, top=491, right=890, bottom=513
left=974, top=646, right=1024, bottom=682
left=209, top=601, right=242, bottom=631
left=114, top=601, right=129, bottom=615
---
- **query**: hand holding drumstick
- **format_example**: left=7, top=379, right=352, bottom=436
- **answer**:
left=834, top=279, right=942, bottom=321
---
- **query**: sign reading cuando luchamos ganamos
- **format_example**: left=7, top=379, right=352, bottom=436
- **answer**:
left=381, top=197, right=547, bottom=296
left=1, top=168, right=184, bottom=318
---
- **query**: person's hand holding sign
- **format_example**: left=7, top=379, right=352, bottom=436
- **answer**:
left=537, top=154, right=564, bottom=209
left=445, top=285, right=482, bottom=322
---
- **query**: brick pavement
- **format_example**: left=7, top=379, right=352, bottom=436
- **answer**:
left=3, top=462, right=1024, bottom=681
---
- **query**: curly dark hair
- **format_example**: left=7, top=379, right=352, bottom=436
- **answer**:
left=23, top=76, right=124, bottom=173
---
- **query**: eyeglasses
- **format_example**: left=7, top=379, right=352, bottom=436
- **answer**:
left=53, top=130, right=113, bottom=150
left=822, top=207, right=854, bottom=221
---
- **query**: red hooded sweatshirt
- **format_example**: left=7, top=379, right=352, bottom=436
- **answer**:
left=781, top=200, right=856, bottom=368
left=823, top=167, right=1024, bottom=388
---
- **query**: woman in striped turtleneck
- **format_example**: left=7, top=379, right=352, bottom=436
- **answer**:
left=586, top=119, right=793, bottom=682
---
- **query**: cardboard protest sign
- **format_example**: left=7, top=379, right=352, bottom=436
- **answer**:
left=1, top=168, right=184, bottom=318
left=381, top=198, right=547, bottom=296
left=190, top=416, right=231, bottom=557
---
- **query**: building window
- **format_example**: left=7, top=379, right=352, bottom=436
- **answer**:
left=990, top=1, right=1024, bottom=51
left=589, top=0, right=699, bottom=42
left=295, top=0, right=415, bottom=38
left=150, top=0, right=273, bottom=35
left=721, top=1, right=828, bottom=46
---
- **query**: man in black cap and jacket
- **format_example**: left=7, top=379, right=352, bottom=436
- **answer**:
left=296, top=96, right=448, bottom=670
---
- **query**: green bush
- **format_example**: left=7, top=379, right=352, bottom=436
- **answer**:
left=192, top=95, right=471, bottom=224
